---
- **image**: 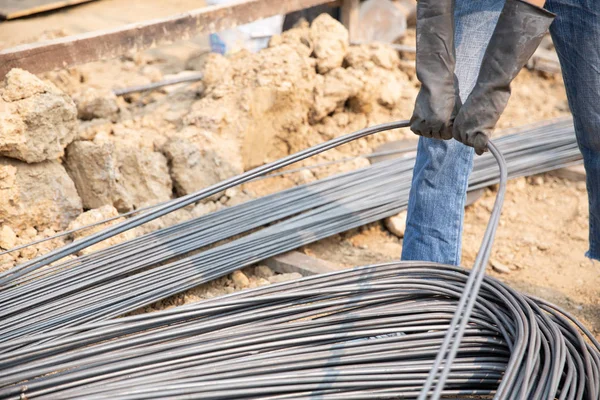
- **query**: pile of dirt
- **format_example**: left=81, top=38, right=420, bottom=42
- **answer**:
left=0, top=14, right=418, bottom=269
left=181, top=15, right=417, bottom=185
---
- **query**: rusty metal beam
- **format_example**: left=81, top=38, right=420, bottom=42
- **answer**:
left=0, top=0, right=340, bottom=78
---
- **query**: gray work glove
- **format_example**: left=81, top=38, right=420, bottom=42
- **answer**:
left=453, top=0, right=555, bottom=155
left=410, top=0, right=459, bottom=140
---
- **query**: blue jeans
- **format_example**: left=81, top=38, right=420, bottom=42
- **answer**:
left=402, top=0, right=600, bottom=265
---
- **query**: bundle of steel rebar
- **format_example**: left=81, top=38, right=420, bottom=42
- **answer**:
left=1, top=262, right=598, bottom=399
left=0, top=118, right=596, bottom=399
left=0, top=119, right=582, bottom=345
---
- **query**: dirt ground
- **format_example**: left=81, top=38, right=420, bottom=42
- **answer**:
left=1, top=7, right=598, bottom=339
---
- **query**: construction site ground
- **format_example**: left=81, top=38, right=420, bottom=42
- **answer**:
left=1, top=2, right=598, bottom=339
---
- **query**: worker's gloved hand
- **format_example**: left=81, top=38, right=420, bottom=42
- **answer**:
left=453, top=0, right=555, bottom=155
left=410, top=0, right=459, bottom=140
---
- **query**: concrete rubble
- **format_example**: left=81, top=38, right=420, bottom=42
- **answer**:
left=0, top=158, right=82, bottom=232
left=73, top=87, right=120, bottom=121
left=0, top=69, right=77, bottom=163
left=65, top=140, right=172, bottom=212
left=310, top=14, right=349, bottom=74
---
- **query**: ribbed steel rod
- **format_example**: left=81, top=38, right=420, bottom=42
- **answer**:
left=0, top=119, right=582, bottom=346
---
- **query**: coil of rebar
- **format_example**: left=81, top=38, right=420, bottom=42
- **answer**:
left=0, top=262, right=598, bottom=399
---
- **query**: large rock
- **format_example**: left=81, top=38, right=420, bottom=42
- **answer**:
left=0, top=69, right=77, bottom=163
left=73, top=87, right=119, bottom=121
left=311, top=67, right=363, bottom=122
left=65, top=141, right=172, bottom=212
left=0, top=225, right=17, bottom=250
left=117, top=146, right=173, bottom=208
left=310, top=14, right=349, bottom=74
left=345, top=43, right=401, bottom=70
left=385, top=210, right=407, bottom=238
left=67, top=205, right=136, bottom=255
left=65, top=141, right=125, bottom=210
left=231, top=270, right=250, bottom=288
left=161, top=137, right=226, bottom=198
left=345, top=66, right=409, bottom=113
left=0, top=157, right=82, bottom=231
left=269, top=20, right=313, bottom=58
left=342, top=43, right=411, bottom=112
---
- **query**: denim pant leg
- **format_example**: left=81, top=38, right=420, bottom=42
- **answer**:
left=401, top=0, right=504, bottom=265
left=546, top=0, right=600, bottom=261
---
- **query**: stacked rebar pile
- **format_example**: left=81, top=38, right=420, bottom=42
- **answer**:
left=0, top=262, right=598, bottom=399
left=0, top=118, right=597, bottom=399
left=0, top=119, right=582, bottom=345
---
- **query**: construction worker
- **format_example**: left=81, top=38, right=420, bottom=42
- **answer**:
left=402, top=0, right=600, bottom=265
